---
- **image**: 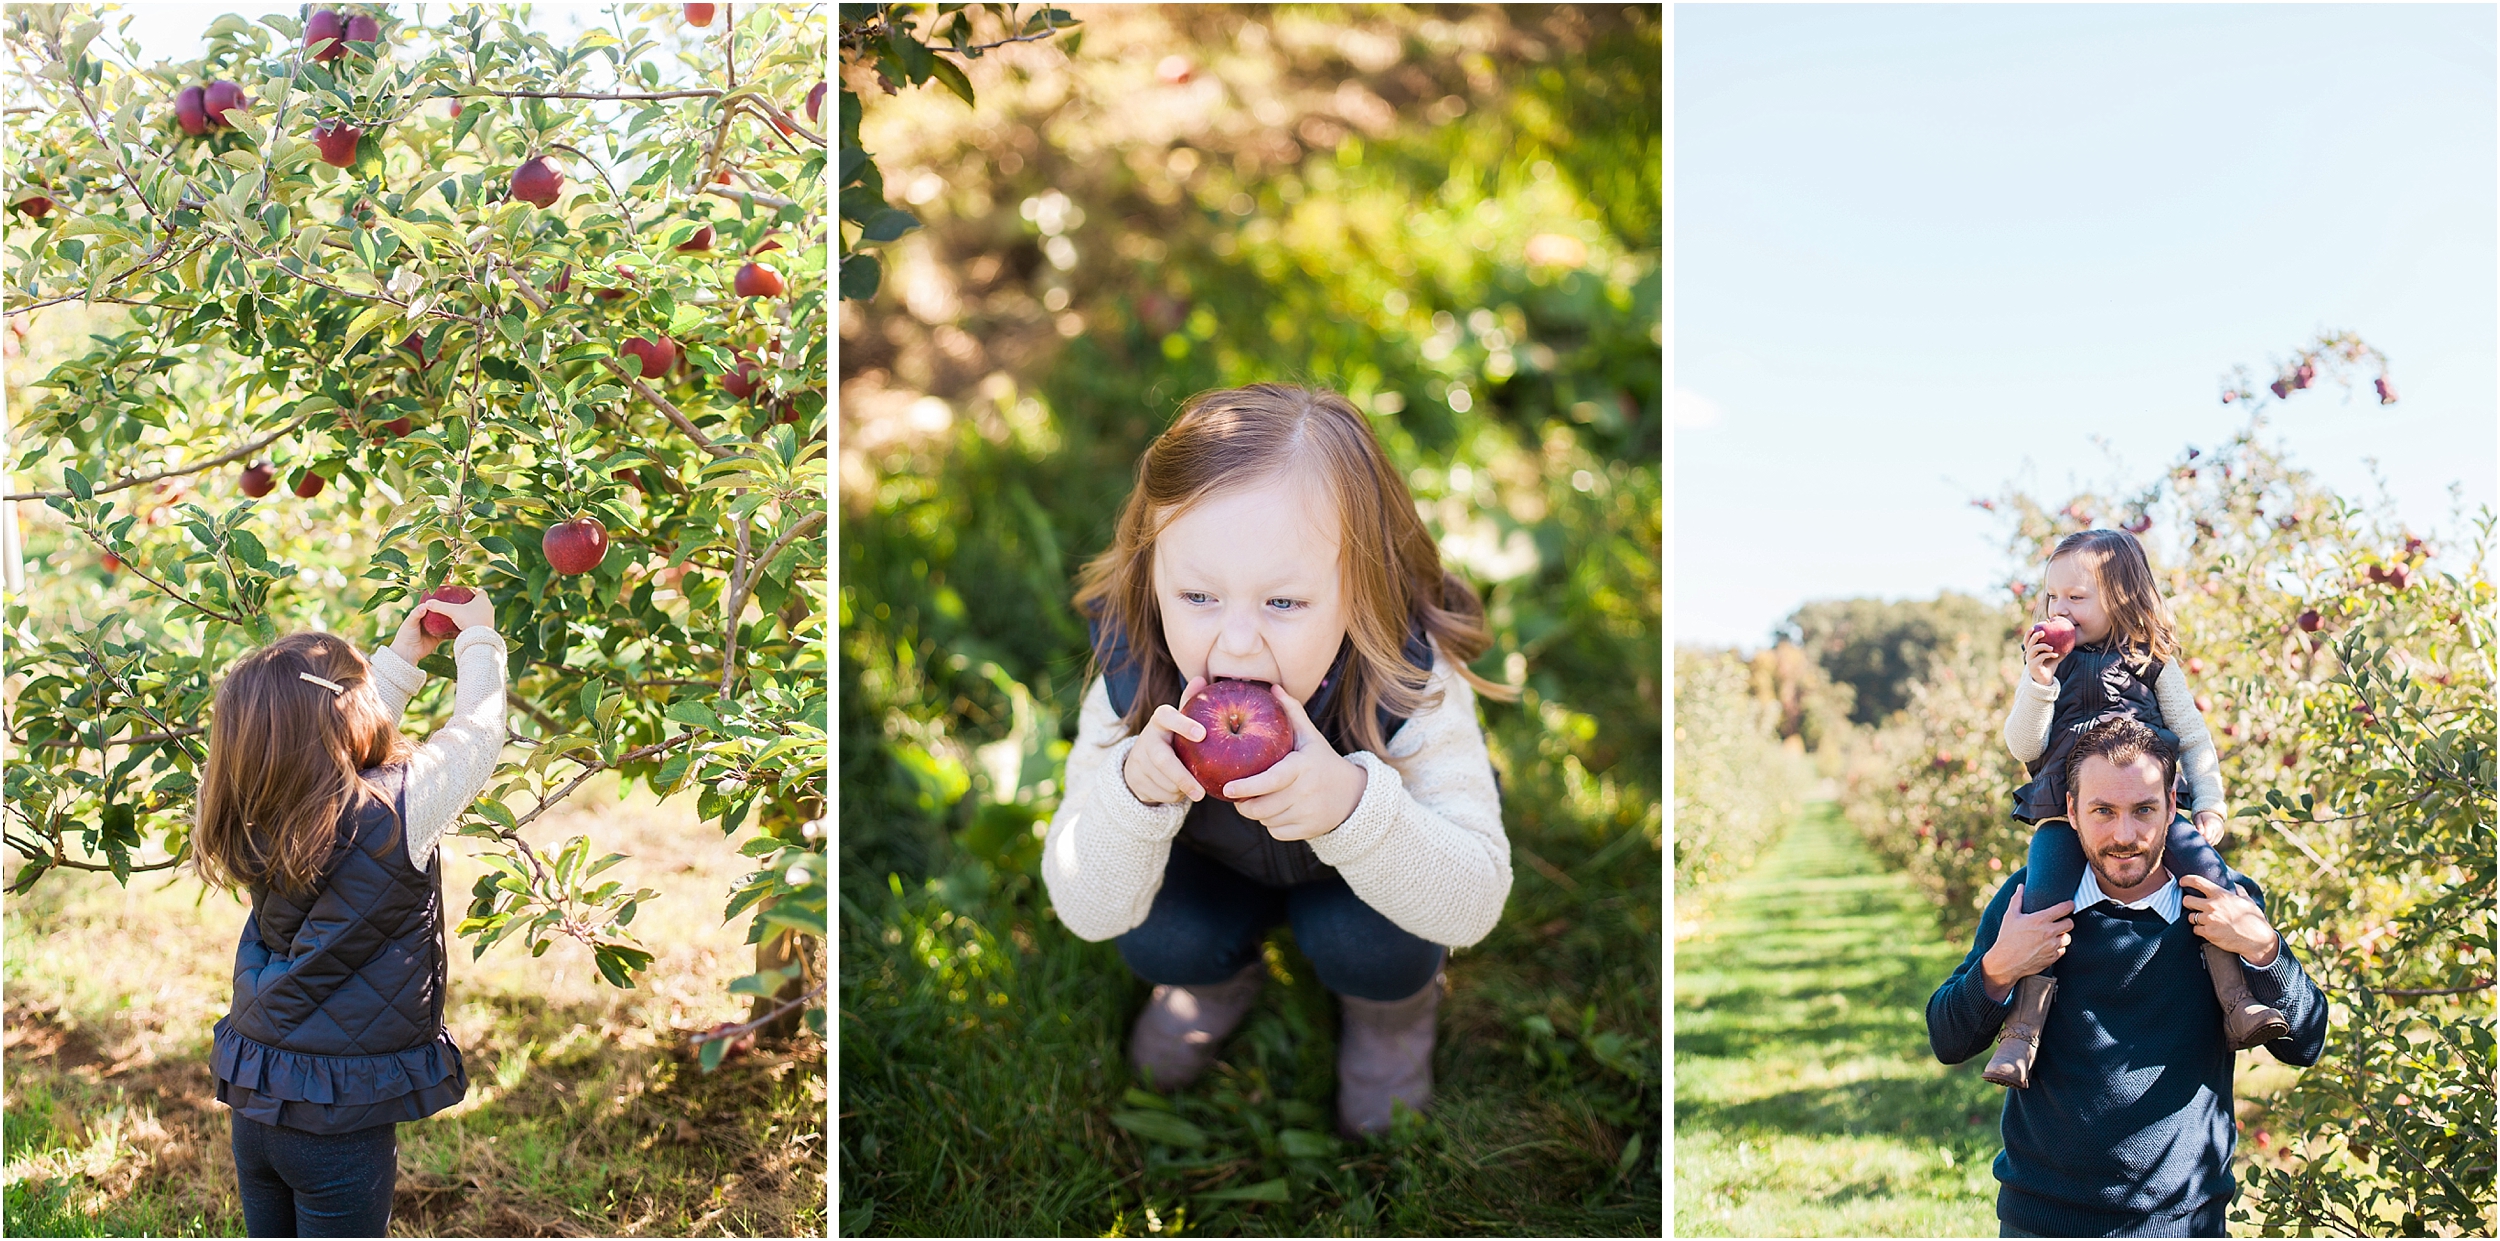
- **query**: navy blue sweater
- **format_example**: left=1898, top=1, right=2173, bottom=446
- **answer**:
left=1927, top=868, right=2328, bottom=1237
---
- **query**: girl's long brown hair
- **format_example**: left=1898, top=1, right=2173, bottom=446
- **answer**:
left=2045, top=529, right=2179, bottom=669
left=192, top=632, right=412, bottom=899
left=1073, top=383, right=1516, bottom=759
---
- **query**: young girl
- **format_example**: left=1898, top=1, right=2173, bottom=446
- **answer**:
left=193, top=588, right=505, bottom=1236
left=1983, top=529, right=2288, bottom=1089
left=1041, top=382, right=1516, bottom=1138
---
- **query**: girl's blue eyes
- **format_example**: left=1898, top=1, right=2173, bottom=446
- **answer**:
left=1178, top=593, right=1302, bottom=611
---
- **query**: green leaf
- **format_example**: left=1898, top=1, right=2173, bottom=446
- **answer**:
left=928, top=57, right=976, bottom=108
left=667, top=698, right=718, bottom=732
left=654, top=751, right=695, bottom=793
left=697, top=1035, right=728, bottom=1072
left=1108, top=1110, right=1206, bottom=1147
left=859, top=208, right=921, bottom=244
left=839, top=253, right=881, bottom=301
left=1277, top=1128, right=1335, bottom=1159
left=62, top=467, right=93, bottom=500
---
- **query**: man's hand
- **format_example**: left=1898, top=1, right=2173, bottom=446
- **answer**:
left=1980, top=883, right=2075, bottom=1003
left=2180, top=874, right=2279, bottom=966
left=1220, top=683, right=1367, bottom=842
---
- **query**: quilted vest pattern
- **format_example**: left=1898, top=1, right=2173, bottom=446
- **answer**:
left=1093, top=614, right=1435, bottom=888
left=2009, top=641, right=2187, bottom=824
left=211, top=763, right=468, bottom=1134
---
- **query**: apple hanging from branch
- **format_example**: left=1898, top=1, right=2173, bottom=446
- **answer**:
left=203, top=80, right=247, bottom=128
left=314, top=119, right=363, bottom=168
left=175, top=85, right=209, bottom=135
left=544, top=518, right=610, bottom=575
left=292, top=470, right=326, bottom=499
left=734, top=262, right=785, bottom=298
left=510, top=156, right=562, bottom=208
left=305, top=9, right=347, bottom=61
left=239, top=462, right=277, bottom=497
left=621, top=335, right=679, bottom=379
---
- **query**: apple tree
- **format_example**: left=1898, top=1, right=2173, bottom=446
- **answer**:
left=2, top=3, right=830, bottom=1064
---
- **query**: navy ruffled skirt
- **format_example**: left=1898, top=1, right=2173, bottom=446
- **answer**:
left=212, top=1017, right=468, bottom=1135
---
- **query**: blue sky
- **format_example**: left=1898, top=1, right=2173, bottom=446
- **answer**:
left=1672, top=3, right=2498, bottom=649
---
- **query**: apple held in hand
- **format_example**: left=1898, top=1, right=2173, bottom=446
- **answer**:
left=544, top=517, right=610, bottom=575
left=1174, top=679, right=1295, bottom=801
left=2029, top=616, right=2077, bottom=657
left=420, top=583, right=474, bottom=637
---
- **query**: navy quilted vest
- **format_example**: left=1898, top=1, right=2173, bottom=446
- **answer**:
left=1092, top=614, right=1436, bottom=888
left=211, top=763, right=468, bottom=1134
left=2010, top=641, right=2187, bottom=824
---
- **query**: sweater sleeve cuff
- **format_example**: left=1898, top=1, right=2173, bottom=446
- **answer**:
left=2243, top=935, right=2297, bottom=1000
left=452, top=628, right=510, bottom=660
left=1093, top=735, right=1189, bottom=842
left=1949, top=965, right=2014, bottom=1039
left=1306, top=751, right=1403, bottom=869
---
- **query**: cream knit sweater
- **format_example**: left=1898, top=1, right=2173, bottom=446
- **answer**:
left=2001, top=659, right=2226, bottom=818
left=1041, top=651, right=1512, bottom=949
left=364, top=628, right=510, bottom=868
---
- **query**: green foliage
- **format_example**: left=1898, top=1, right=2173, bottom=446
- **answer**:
left=840, top=6, right=1658, bottom=1232
left=836, top=3, right=1081, bottom=300
left=1782, top=593, right=2012, bottom=728
left=1671, top=648, right=1812, bottom=891
left=1839, top=341, right=2496, bottom=1233
left=3, top=4, right=826, bottom=1034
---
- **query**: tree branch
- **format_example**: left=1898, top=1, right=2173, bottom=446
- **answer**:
left=690, top=981, right=825, bottom=1045
left=34, top=726, right=203, bottom=749
left=5, top=408, right=318, bottom=501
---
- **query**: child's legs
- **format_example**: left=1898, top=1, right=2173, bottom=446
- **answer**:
left=2022, top=821, right=2088, bottom=915
left=230, top=1114, right=397, bottom=1238
left=1116, top=844, right=1287, bottom=986
left=2164, top=814, right=2231, bottom=892
left=1284, top=873, right=1447, bottom=1001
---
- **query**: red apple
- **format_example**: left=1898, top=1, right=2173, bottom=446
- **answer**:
left=344, top=12, right=380, bottom=48
left=315, top=118, right=361, bottom=167
left=2375, top=376, right=2397, bottom=405
left=613, top=467, right=643, bottom=490
left=2293, top=360, right=2315, bottom=389
left=176, top=85, right=209, bottom=134
left=1172, top=680, right=1294, bottom=800
left=2122, top=514, right=2151, bottom=534
left=546, top=264, right=572, bottom=295
left=714, top=168, right=735, bottom=185
left=734, top=261, right=784, bottom=298
left=397, top=331, right=434, bottom=370
left=2194, top=695, right=2212, bottom=714
left=2270, top=378, right=2293, bottom=399
left=2297, top=609, right=2322, bottom=633
left=510, top=155, right=562, bottom=208
left=292, top=470, right=326, bottom=498
left=420, top=583, right=474, bottom=637
left=806, top=81, right=826, bottom=124
left=2029, top=616, right=2077, bottom=657
left=686, top=2, right=717, bottom=26
left=543, top=517, right=609, bottom=575
left=720, top=352, right=763, bottom=399
left=13, top=195, right=52, bottom=219
left=449, top=98, right=463, bottom=119
left=2185, top=658, right=2204, bottom=675
left=204, top=80, right=247, bottom=128
left=675, top=223, right=715, bottom=252
left=305, top=8, right=346, bottom=60
left=240, top=462, right=276, bottom=497
left=382, top=416, right=413, bottom=437
left=621, top=335, right=678, bottom=379
left=102, top=553, right=123, bottom=573
left=2386, top=564, right=2411, bottom=590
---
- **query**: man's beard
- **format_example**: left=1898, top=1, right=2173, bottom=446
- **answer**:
left=2087, top=836, right=2166, bottom=892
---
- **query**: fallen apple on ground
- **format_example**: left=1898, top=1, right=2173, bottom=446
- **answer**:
left=1173, top=679, right=1295, bottom=801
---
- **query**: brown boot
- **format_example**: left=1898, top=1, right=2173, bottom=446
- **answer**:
left=1128, top=959, right=1266, bottom=1091
left=1981, top=974, right=2056, bottom=1088
left=1336, top=971, right=1444, bottom=1137
left=2204, top=942, right=2291, bottom=1050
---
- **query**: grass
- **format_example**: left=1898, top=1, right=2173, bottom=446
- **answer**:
left=2, top=772, right=826, bottom=1238
left=839, top=739, right=1662, bottom=1237
left=1673, top=801, right=2004, bottom=1237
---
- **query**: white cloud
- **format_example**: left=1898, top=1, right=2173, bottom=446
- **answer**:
left=1674, top=387, right=1725, bottom=431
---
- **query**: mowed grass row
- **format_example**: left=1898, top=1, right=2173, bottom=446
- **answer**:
left=2, top=773, right=825, bottom=1237
left=1674, top=802, right=2004, bottom=1237
left=839, top=724, right=1664, bottom=1237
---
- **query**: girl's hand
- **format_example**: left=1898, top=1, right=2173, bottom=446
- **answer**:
left=388, top=599, right=450, bottom=666
left=1223, top=684, right=1369, bottom=842
left=2193, top=809, right=2226, bottom=847
left=1122, top=675, right=1210, bottom=806
left=2023, top=632, right=2063, bottom=687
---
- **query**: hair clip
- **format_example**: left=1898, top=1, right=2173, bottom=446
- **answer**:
left=299, top=672, right=346, bottom=695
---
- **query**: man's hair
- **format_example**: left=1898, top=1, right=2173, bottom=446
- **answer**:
left=2064, top=714, right=2178, bottom=806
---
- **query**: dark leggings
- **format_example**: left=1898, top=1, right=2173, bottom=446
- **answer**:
left=2021, top=814, right=2229, bottom=915
left=232, top=1114, right=397, bottom=1237
left=1116, top=842, right=1447, bottom=1002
